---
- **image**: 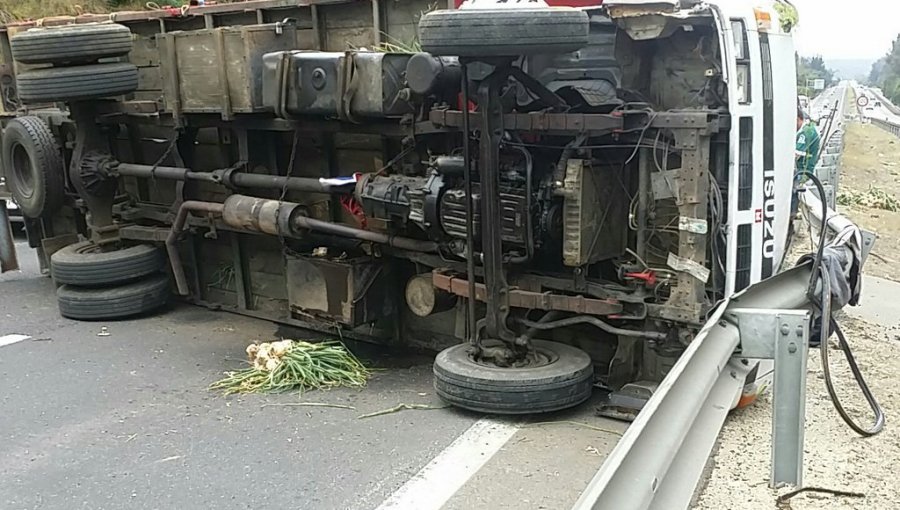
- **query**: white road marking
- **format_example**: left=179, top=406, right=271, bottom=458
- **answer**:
left=375, top=417, right=519, bottom=510
left=0, top=334, right=31, bottom=347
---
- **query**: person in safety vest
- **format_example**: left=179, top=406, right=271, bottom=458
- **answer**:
left=792, top=105, right=821, bottom=216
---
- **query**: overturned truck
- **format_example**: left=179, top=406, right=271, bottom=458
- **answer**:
left=0, top=0, right=799, bottom=414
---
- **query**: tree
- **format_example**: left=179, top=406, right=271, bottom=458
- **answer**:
left=869, top=57, right=886, bottom=85
left=869, top=34, right=900, bottom=105
left=797, top=54, right=835, bottom=97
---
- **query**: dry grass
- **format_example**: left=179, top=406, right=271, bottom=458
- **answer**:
left=838, top=121, right=900, bottom=282
left=0, top=0, right=143, bottom=22
left=0, top=0, right=251, bottom=22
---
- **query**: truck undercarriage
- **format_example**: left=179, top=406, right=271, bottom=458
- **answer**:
left=0, top=0, right=737, bottom=413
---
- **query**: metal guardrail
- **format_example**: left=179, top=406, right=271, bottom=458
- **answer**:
left=870, top=88, right=900, bottom=116
left=808, top=85, right=849, bottom=207
left=871, top=117, right=900, bottom=138
left=859, top=86, right=900, bottom=137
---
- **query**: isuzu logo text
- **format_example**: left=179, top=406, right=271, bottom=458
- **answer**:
left=761, top=169, right=775, bottom=277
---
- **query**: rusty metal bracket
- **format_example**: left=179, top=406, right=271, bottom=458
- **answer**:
left=652, top=126, right=712, bottom=325
left=432, top=272, right=624, bottom=316
left=429, top=110, right=624, bottom=135
left=651, top=110, right=727, bottom=135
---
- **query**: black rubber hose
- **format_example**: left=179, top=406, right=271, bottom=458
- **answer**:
left=522, top=310, right=564, bottom=341
left=804, top=174, right=828, bottom=297
left=822, top=316, right=886, bottom=436
left=803, top=174, right=884, bottom=436
left=517, top=315, right=667, bottom=340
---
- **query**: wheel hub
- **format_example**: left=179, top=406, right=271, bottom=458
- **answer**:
left=11, top=144, right=34, bottom=199
left=469, top=339, right=558, bottom=369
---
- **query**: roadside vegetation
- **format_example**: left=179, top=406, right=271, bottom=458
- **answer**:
left=838, top=186, right=900, bottom=212
left=797, top=55, right=835, bottom=97
left=868, top=35, right=900, bottom=106
left=0, top=0, right=238, bottom=22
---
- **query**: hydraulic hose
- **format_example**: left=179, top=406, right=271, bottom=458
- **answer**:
left=517, top=315, right=667, bottom=341
left=803, top=174, right=884, bottom=436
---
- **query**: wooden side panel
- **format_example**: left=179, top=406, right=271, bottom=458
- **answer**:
left=212, top=12, right=259, bottom=28
left=383, top=0, right=435, bottom=48
left=242, top=235, right=289, bottom=315
left=130, top=35, right=160, bottom=67
left=137, top=66, right=162, bottom=91
left=321, top=1, right=375, bottom=51
left=260, top=6, right=315, bottom=26
left=161, top=25, right=299, bottom=113
left=294, top=29, right=318, bottom=49
left=196, top=235, right=240, bottom=305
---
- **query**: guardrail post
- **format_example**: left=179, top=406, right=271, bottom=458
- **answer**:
left=729, top=308, right=811, bottom=487
left=772, top=312, right=810, bottom=487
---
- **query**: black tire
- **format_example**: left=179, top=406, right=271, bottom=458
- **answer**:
left=434, top=340, right=594, bottom=414
left=57, top=273, right=171, bottom=320
left=1, top=116, right=65, bottom=218
left=51, top=241, right=165, bottom=286
left=11, top=23, right=132, bottom=65
left=17, top=63, right=138, bottom=104
left=418, top=8, right=590, bottom=57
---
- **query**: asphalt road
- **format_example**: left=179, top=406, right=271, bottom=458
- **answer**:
left=0, top=240, right=622, bottom=510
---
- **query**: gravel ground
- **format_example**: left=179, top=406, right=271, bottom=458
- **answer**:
left=697, top=117, right=900, bottom=509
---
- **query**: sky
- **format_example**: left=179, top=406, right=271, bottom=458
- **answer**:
left=790, top=0, right=900, bottom=60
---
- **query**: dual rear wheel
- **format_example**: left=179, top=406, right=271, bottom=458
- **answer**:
left=11, top=23, right=138, bottom=103
left=51, top=241, right=170, bottom=320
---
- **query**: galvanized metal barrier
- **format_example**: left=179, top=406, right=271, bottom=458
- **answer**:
left=810, top=85, right=849, bottom=207
left=856, top=85, right=900, bottom=138
left=726, top=308, right=810, bottom=486
left=871, top=117, right=900, bottom=138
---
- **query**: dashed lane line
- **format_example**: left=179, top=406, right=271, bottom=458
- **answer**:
left=375, top=417, right=519, bottom=510
left=0, top=334, right=31, bottom=348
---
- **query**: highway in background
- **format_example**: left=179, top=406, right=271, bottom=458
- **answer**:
left=852, top=83, right=900, bottom=136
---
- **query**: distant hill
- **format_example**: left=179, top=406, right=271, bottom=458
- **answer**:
left=828, top=58, right=876, bottom=82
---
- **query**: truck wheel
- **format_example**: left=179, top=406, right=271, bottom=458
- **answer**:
left=51, top=241, right=165, bottom=286
left=17, top=62, right=138, bottom=103
left=11, top=23, right=132, bottom=65
left=433, top=339, right=594, bottom=414
left=1, top=116, right=65, bottom=218
left=418, top=8, right=590, bottom=57
left=57, top=273, right=171, bottom=320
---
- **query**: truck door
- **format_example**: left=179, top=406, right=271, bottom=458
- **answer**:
left=721, top=4, right=796, bottom=296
